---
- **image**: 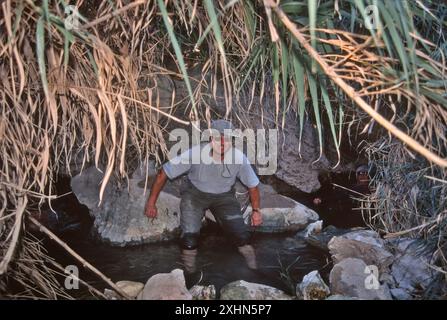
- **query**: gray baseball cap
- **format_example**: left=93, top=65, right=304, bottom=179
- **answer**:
left=209, top=119, right=239, bottom=137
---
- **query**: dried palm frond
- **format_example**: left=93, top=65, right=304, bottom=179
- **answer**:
left=1, top=0, right=447, bottom=299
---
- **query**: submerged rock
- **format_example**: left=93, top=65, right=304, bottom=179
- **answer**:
left=329, top=258, right=392, bottom=300
left=139, top=269, right=192, bottom=300
left=220, top=280, right=293, bottom=300
left=297, top=270, right=330, bottom=300
left=282, top=237, right=308, bottom=250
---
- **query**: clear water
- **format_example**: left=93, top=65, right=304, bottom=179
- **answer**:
left=46, top=226, right=330, bottom=298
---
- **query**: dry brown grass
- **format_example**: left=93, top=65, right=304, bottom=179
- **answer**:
left=1, top=0, right=446, bottom=298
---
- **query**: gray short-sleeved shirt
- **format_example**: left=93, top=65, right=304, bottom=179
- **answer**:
left=163, top=143, right=259, bottom=194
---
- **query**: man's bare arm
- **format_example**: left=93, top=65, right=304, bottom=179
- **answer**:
left=248, top=186, right=262, bottom=226
left=144, top=168, right=168, bottom=218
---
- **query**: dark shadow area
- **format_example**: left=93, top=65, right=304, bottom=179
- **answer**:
left=262, top=169, right=371, bottom=229
left=30, top=175, right=94, bottom=238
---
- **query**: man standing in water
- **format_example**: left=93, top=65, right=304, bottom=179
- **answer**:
left=144, top=120, right=262, bottom=273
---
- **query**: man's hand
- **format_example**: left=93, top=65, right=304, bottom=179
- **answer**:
left=313, top=197, right=322, bottom=205
left=145, top=203, right=158, bottom=219
left=251, top=210, right=263, bottom=227
left=144, top=169, right=168, bottom=220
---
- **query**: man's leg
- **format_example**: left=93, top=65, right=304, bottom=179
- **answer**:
left=180, top=232, right=200, bottom=274
left=211, top=194, right=258, bottom=269
left=179, top=190, right=206, bottom=274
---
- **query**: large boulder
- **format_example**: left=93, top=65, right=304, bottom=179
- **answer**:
left=328, top=230, right=394, bottom=271
left=329, top=258, right=392, bottom=300
left=297, top=270, right=331, bottom=300
left=204, top=182, right=319, bottom=233
left=388, top=238, right=438, bottom=298
left=241, top=183, right=319, bottom=233
left=220, top=280, right=293, bottom=300
left=71, top=163, right=181, bottom=246
left=139, top=269, right=192, bottom=300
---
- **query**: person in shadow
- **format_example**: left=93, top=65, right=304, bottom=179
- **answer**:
left=311, top=165, right=371, bottom=228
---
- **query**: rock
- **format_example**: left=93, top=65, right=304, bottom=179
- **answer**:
left=329, top=258, right=392, bottom=300
left=139, top=269, right=192, bottom=300
left=71, top=163, right=181, bottom=246
left=328, top=230, right=394, bottom=271
left=242, top=191, right=319, bottom=233
left=103, top=282, right=144, bottom=300
left=116, top=281, right=144, bottom=299
left=390, top=288, right=413, bottom=300
left=303, top=220, right=323, bottom=237
left=205, top=182, right=319, bottom=233
left=282, top=237, right=307, bottom=250
left=220, top=280, right=293, bottom=300
left=325, top=295, right=359, bottom=300
left=296, top=220, right=324, bottom=239
left=297, top=270, right=330, bottom=300
left=379, top=272, right=396, bottom=288
left=103, top=289, right=119, bottom=300
left=274, top=115, right=333, bottom=193
left=189, top=285, right=216, bottom=300
left=303, top=225, right=352, bottom=251
left=389, top=238, right=437, bottom=296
